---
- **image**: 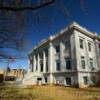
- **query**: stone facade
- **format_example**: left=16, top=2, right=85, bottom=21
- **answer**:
left=26, top=22, right=100, bottom=87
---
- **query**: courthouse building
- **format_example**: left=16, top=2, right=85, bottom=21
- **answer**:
left=24, top=22, right=100, bottom=87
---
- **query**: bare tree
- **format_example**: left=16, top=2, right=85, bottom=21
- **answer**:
left=0, top=0, right=88, bottom=61
left=0, top=0, right=55, bottom=61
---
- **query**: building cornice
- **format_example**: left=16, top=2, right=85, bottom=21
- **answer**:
left=29, top=22, right=100, bottom=55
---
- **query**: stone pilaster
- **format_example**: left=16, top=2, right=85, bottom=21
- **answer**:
left=43, top=51, right=46, bottom=73
left=33, top=54, right=36, bottom=72
left=37, top=53, right=40, bottom=72
left=49, top=42, right=53, bottom=84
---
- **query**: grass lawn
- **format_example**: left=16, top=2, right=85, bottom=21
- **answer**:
left=0, top=85, right=100, bottom=100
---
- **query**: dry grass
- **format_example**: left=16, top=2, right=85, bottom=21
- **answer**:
left=0, top=85, right=100, bottom=100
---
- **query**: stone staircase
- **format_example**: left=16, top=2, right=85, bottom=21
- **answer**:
left=22, top=72, right=43, bottom=86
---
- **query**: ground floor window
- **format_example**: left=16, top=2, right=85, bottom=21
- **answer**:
left=83, top=76, right=88, bottom=85
left=65, top=77, right=71, bottom=85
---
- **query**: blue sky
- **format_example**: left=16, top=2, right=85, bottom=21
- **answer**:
left=0, top=0, right=100, bottom=71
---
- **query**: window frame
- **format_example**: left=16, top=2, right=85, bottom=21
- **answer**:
left=81, top=56, right=85, bottom=69
left=56, top=60, right=60, bottom=71
left=83, top=76, right=88, bottom=85
left=65, top=77, right=71, bottom=85
left=88, top=42, right=92, bottom=52
left=40, top=63, right=43, bottom=72
left=89, top=58, right=94, bottom=70
left=55, top=45, right=60, bottom=53
left=79, top=38, right=84, bottom=49
left=65, top=40, right=70, bottom=50
left=65, top=58, right=71, bottom=70
left=45, top=77, right=48, bottom=83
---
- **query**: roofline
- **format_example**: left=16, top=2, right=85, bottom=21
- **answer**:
left=29, top=22, right=100, bottom=55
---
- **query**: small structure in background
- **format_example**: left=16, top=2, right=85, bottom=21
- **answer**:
left=0, top=70, right=4, bottom=83
left=7, top=68, right=24, bottom=80
left=0, top=68, right=25, bottom=82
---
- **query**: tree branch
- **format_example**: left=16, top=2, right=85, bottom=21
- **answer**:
left=0, top=0, right=55, bottom=11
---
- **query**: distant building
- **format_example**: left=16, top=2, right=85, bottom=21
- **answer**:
left=0, top=70, right=4, bottom=83
left=7, top=68, right=24, bottom=79
left=0, top=70, right=4, bottom=74
left=24, top=22, right=100, bottom=87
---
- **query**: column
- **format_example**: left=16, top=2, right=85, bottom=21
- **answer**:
left=49, top=42, right=53, bottom=84
left=43, top=50, right=46, bottom=73
left=33, top=54, right=36, bottom=72
left=60, top=41, right=64, bottom=71
left=28, top=59, right=31, bottom=73
left=37, top=53, right=40, bottom=72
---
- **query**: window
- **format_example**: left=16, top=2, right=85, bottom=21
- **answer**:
left=83, top=76, right=88, bottom=85
left=56, top=60, right=60, bottom=71
left=45, top=77, right=48, bottom=83
left=79, top=39, right=84, bottom=49
left=81, top=56, right=85, bottom=69
left=88, top=42, right=91, bottom=51
left=55, top=45, right=60, bottom=53
left=36, top=62, right=38, bottom=71
left=65, top=77, right=71, bottom=85
left=46, top=62, right=48, bottom=72
left=65, top=40, right=70, bottom=49
left=65, top=58, right=71, bottom=70
left=89, top=58, right=94, bottom=70
left=99, top=44, right=100, bottom=55
left=40, top=63, right=43, bottom=72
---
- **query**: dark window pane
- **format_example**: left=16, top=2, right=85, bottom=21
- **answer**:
left=65, top=77, right=71, bottom=85
left=65, top=58, right=71, bottom=70
left=56, top=60, right=60, bottom=71
left=56, top=45, right=60, bottom=53
left=79, top=39, right=84, bottom=49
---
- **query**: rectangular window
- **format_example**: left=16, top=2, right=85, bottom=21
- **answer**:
left=79, top=39, right=84, bottom=49
left=55, top=45, right=60, bottom=53
left=45, top=77, right=48, bottom=83
left=65, top=58, right=71, bottom=70
left=99, top=44, right=100, bottom=55
left=83, top=76, right=88, bottom=85
left=88, top=42, right=91, bottom=51
left=56, top=60, right=60, bottom=71
left=40, top=63, right=43, bottom=72
left=89, top=58, right=94, bottom=70
left=46, top=62, right=48, bottom=72
left=65, top=77, right=71, bottom=85
left=65, top=40, right=70, bottom=49
left=36, top=62, right=38, bottom=71
left=81, top=56, right=85, bottom=69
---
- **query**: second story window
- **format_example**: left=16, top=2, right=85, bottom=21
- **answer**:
left=56, top=60, right=60, bottom=71
left=40, top=63, right=43, bottom=72
left=89, top=58, right=94, bottom=70
left=79, top=39, right=84, bottom=49
left=88, top=42, right=91, bottom=52
left=46, top=62, right=48, bottom=72
left=55, top=45, right=60, bottom=53
left=65, top=58, right=71, bottom=70
left=65, top=40, right=70, bottom=50
left=99, top=44, right=100, bottom=55
left=81, top=56, right=85, bottom=69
